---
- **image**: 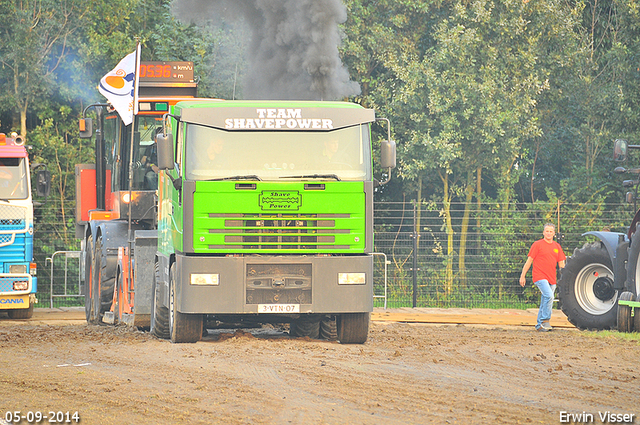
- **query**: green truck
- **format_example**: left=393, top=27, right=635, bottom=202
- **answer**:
left=151, top=100, right=395, bottom=343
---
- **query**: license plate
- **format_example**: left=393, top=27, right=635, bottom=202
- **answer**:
left=257, top=304, right=300, bottom=313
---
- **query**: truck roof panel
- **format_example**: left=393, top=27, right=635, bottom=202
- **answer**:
left=175, top=101, right=375, bottom=131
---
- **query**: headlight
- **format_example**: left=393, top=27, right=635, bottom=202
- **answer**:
left=10, top=265, right=27, bottom=274
left=13, top=281, right=29, bottom=291
left=338, top=272, right=366, bottom=285
left=190, top=273, right=219, bottom=286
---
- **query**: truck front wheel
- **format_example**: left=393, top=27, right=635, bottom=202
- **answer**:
left=151, top=261, right=169, bottom=339
left=337, top=312, right=370, bottom=344
left=8, top=304, right=33, bottom=319
left=558, top=242, right=618, bottom=330
left=169, top=263, right=203, bottom=343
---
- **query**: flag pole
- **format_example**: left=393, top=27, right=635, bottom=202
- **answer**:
left=128, top=41, right=141, bottom=250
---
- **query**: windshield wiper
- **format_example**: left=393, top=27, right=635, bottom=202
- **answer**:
left=208, top=175, right=262, bottom=181
left=279, top=174, right=341, bottom=181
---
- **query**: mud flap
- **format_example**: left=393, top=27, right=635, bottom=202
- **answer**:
left=131, top=230, right=157, bottom=328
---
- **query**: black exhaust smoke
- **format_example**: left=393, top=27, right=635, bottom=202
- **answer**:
left=171, top=0, right=361, bottom=100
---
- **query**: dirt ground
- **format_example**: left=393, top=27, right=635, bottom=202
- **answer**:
left=0, top=308, right=638, bottom=425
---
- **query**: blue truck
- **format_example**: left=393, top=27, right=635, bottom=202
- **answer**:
left=0, top=132, right=49, bottom=319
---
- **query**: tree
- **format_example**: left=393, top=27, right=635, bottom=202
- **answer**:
left=389, top=1, right=555, bottom=292
left=0, top=0, right=90, bottom=137
left=522, top=0, right=640, bottom=204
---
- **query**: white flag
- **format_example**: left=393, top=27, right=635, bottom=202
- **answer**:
left=98, top=45, right=140, bottom=126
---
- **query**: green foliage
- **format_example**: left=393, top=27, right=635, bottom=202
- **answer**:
left=583, top=329, right=640, bottom=344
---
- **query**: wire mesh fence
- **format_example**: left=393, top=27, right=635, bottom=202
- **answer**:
left=33, top=199, right=634, bottom=310
left=45, top=250, right=82, bottom=308
left=372, top=200, right=632, bottom=309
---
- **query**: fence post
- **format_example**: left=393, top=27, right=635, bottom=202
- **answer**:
left=412, top=203, right=418, bottom=308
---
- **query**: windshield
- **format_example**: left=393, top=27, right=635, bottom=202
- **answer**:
left=0, top=157, right=28, bottom=199
left=133, top=115, right=163, bottom=190
left=184, top=124, right=371, bottom=181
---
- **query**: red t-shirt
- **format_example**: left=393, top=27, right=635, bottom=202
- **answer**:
left=528, top=239, right=566, bottom=285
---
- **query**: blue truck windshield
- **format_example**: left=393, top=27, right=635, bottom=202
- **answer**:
left=0, top=157, right=28, bottom=199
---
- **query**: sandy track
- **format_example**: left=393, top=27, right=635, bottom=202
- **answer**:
left=0, top=310, right=638, bottom=424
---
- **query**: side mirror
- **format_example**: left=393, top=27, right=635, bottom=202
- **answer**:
left=79, top=118, right=93, bottom=139
left=156, top=133, right=174, bottom=171
left=36, top=169, right=51, bottom=198
left=614, top=139, right=628, bottom=162
left=381, top=140, right=397, bottom=169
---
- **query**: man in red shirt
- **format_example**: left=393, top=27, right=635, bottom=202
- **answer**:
left=519, top=223, right=566, bottom=331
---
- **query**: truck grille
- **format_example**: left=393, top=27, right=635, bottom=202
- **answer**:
left=245, top=263, right=312, bottom=305
left=0, top=204, right=27, bottom=229
left=208, top=213, right=351, bottom=250
left=0, top=275, right=31, bottom=295
left=0, top=205, right=28, bottom=248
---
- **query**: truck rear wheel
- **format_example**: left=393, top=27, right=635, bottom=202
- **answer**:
left=337, top=312, right=370, bottom=344
left=558, top=242, right=618, bottom=330
left=320, top=316, right=338, bottom=341
left=617, top=291, right=635, bottom=333
left=169, top=263, right=202, bottom=343
left=151, top=261, right=169, bottom=339
left=8, top=304, right=33, bottom=319
left=290, top=318, right=320, bottom=339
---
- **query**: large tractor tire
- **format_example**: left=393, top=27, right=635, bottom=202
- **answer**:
left=337, top=312, right=370, bottom=344
left=558, top=242, right=618, bottom=330
left=169, top=263, right=203, bottom=343
left=617, top=291, right=635, bottom=333
left=84, top=235, right=100, bottom=324
left=93, top=235, right=116, bottom=322
left=151, top=261, right=169, bottom=339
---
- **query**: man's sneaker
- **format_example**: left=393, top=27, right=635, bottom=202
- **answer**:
left=535, top=325, right=549, bottom=332
left=541, top=321, right=553, bottom=331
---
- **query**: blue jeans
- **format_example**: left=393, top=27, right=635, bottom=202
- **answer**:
left=534, top=279, right=556, bottom=328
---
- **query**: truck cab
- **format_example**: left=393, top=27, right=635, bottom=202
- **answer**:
left=0, top=133, right=38, bottom=319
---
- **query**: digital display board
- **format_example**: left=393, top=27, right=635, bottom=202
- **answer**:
left=139, top=61, right=194, bottom=83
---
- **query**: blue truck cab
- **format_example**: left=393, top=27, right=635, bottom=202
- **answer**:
left=0, top=133, right=37, bottom=319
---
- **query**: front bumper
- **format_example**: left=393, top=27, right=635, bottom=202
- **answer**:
left=173, top=254, right=373, bottom=315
